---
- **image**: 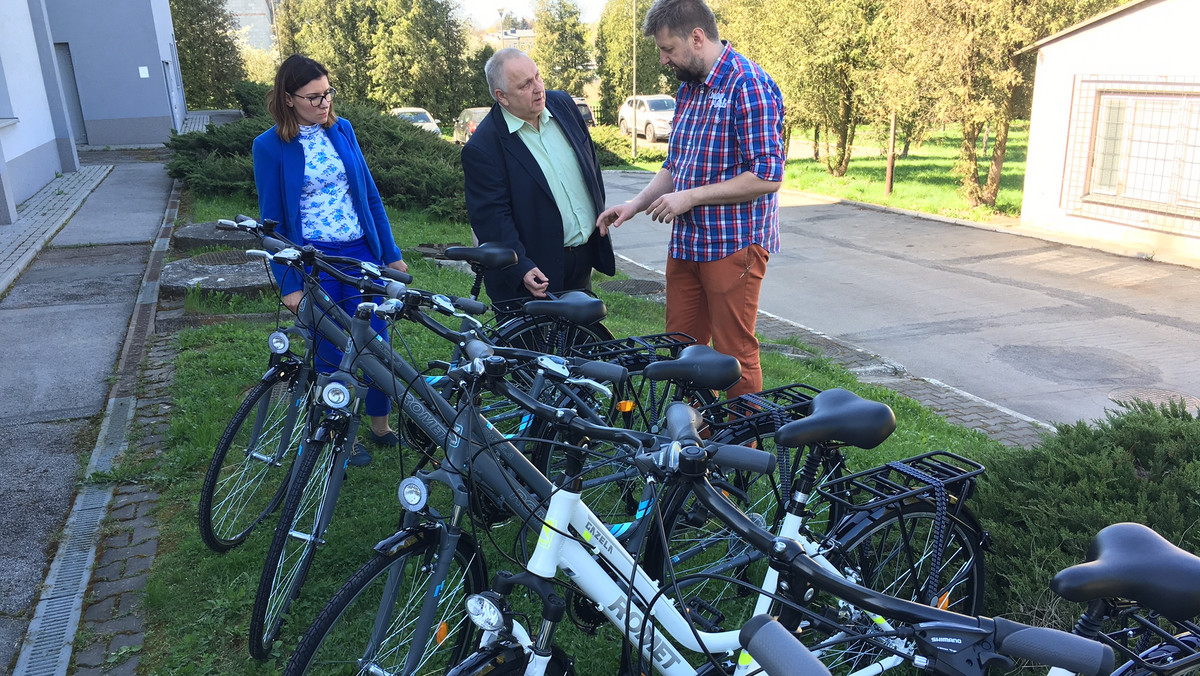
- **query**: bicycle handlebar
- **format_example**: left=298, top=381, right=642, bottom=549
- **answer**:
left=739, top=615, right=832, bottom=676
left=991, top=617, right=1114, bottom=676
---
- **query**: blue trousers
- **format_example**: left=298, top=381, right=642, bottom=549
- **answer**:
left=309, top=238, right=392, bottom=418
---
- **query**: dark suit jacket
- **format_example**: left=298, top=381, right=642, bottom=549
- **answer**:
left=462, top=90, right=614, bottom=303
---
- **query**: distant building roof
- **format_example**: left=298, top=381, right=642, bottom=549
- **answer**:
left=1016, top=0, right=1165, bottom=54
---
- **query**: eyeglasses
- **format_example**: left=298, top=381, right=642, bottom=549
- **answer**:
left=291, top=88, right=337, bottom=107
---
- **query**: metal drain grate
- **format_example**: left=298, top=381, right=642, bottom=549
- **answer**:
left=190, top=249, right=254, bottom=266
left=1109, top=386, right=1200, bottom=410
left=596, top=279, right=666, bottom=296
left=14, top=485, right=113, bottom=676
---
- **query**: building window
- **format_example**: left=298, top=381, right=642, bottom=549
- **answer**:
left=1063, top=76, right=1200, bottom=236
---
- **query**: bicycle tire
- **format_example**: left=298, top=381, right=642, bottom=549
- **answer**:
left=198, top=363, right=311, bottom=553
left=492, top=313, right=613, bottom=356
left=802, top=501, right=987, bottom=674
left=249, top=423, right=341, bottom=660
left=284, top=531, right=487, bottom=676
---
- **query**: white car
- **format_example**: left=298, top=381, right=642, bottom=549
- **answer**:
left=391, top=107, right=441, bottom=134
left=617, top=95, right=675, bottom=143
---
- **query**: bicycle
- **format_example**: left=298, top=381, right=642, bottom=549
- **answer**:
left=196, top=219, right=616, bottom=557
left=444, top=394, right=1098, bottom=676
left=241, top=232, right=633, bottom=660
left=1051, top=522, right=1200, bottom=676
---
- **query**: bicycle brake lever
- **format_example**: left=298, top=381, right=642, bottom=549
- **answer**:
left=564, top=377, right=611, bottom=398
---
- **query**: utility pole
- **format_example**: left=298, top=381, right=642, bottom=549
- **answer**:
left=631, top=0, right=638, bottom=159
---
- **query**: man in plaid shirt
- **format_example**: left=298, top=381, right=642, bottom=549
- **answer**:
left=596, top=0, right=784, bottom=397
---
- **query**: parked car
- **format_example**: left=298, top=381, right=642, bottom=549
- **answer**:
left=617, top=95, right=675, bottom=143
left=572, top=97, right=595, bottom=126
left=453, top=107, right=490, bottom=144
left=390, top=107, right=440, bottom=134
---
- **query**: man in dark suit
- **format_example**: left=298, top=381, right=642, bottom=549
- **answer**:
left=462, top=48, right=615, bottom=304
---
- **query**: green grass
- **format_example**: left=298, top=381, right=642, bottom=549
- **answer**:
left=784, top=122, right=1028, bottom=221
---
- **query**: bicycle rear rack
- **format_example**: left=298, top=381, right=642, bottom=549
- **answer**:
left=569, top=333, right=696, bottom=371
left=817, top=451, right=984, bottom=512
left=701, top=383, right=820, bottom=439
left=1103, top=607, right=1200, bottom=675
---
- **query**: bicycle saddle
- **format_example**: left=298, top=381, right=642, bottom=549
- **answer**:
left=522, top=291, right=607, bottom=325
left=773, top=388, right=896, bottom=449
left=642, top=344, right=742, bottom=391
left=1051, top=522, right=1200, bottom=621
left=444, top=242, right=518, bottom=269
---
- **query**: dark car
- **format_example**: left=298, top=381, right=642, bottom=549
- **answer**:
left=572, top=97, right=596, bottom=126
left=454, top=107, right=490, bottom=144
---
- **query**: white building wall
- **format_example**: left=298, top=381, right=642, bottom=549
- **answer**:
left=0, top=0, right=56, bottom=159
left=1021, top=0, right=1200, bottom=265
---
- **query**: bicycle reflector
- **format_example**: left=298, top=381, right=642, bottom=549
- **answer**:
left=465, top=592, right=509, bottom=632
left=398, top=476, right=428, bottom=512
left=267, top=331, right=290, bottom=354
left=321, top=382, right=352, bottom=408
left=615, top=400, right=635, bottom=413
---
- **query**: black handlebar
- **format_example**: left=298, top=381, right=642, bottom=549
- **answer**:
left=991, top=617, right=1114, bottom=676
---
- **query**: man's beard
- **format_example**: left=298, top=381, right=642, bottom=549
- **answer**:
left=672, top=57, right=706, bottom=83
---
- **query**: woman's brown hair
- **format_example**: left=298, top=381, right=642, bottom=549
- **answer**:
left=266, top=54, right=338, bottom=142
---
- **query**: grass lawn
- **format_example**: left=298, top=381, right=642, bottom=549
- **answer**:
left=595, top=121, right=1028, bottom=222
left=121, top=194, right=1008, bottom=674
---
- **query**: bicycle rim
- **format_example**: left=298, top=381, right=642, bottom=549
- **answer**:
left=250, top=428, right=338, bottom=659
left=285, top=534, right=487, bottom=676
left=199, top=368, right=311, bottom=552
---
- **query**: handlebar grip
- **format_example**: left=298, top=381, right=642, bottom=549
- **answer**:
left=235, top=214, right=256, bottom=225
left=451, top=296, right=488, bottom=315
left=739, top=616, right=831, bottom=676
left=261, top=236, right=290, bottom=253
left=573, top=359, right=629, bottom=385
left=709, top=444, right=777, bottom=474
left=993, top=617, right=1114, bottom=676
left=465, top=340, right=494, bottom=361
left=665, top=403, right=704, bottom=445
left=382, top=268, right=414, bottom=284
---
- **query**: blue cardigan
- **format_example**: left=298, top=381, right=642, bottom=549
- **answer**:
left=252, top=117, right=402, bottom=296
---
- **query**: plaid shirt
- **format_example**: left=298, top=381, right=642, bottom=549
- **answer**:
left=665, top=43, right=785, bottom=261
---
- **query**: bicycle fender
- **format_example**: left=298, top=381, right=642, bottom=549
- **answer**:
left=445, top=644, right=528, bottom=676
left=372, top=523, right=441, bottom=557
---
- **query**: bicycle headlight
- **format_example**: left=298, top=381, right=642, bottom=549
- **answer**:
left=465, top=592, right=509, bottom=632
left=398, top=476, right=428, bottom=512
left=322, top=382, right=352, bottom=409
left=267, top=331, right=290, bottom=355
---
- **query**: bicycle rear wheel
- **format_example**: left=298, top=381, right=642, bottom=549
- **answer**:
left=284, top=531, right=487, bottom=676
left=492, top=314, right=613, bottom=356
left=801, top=501, right=987, bottom=674
left=198, top=362, right=311, bottom=552
left=249, top=422, right=342, bottom=660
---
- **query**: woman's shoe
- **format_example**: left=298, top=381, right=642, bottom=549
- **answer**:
left=367, top=429, right=401, bottom=448
left=347, top=442, right=373, bottom=467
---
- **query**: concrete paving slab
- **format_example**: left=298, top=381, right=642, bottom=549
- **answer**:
left=0, top=419, right=88, bottom=616
left=0, top=301, right=133, bottom=424
left=0, top=245, right=146, bottom=310
left=50, top=163, right=170, bottom=247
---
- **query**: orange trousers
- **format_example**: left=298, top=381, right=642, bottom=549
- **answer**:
left=665, top=244, right=769, bottom=398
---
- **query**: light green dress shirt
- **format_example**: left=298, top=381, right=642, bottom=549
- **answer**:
left=501, top=105, right=597, bottom=248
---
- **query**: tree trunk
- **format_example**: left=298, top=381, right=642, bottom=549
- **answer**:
left=982, top=90, right=1015, bottom=207
left=826, top=83, right=855, bottom=177
left=958, top=119, right=983, bottom=207
left=813, top=124, right=820, bottom=161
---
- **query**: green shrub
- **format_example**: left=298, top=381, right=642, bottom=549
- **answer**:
left=166, top=100, right=466, bottom=220
left=232, top=80, right=270, bottom=118
left=972, top=399, right=1200, bottom=626
left=591, top=125, right=667, bottom=168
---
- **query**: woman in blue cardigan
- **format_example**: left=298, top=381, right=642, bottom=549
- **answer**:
left=253, top=54, right=407, bottom=466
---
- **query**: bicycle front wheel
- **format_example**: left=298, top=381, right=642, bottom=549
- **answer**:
left=250, top=424, right=340, bottom=660
left=199, top=363, right=311, bottom=552
left=284, top=532, right=487, bottom=676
